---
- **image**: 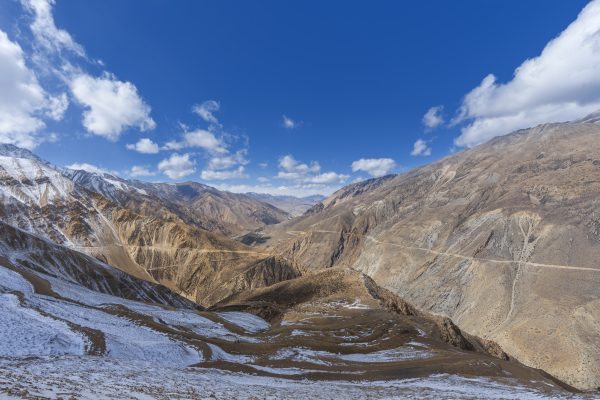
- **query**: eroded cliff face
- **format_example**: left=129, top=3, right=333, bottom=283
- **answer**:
left=261, top=121, right=600, bottom=390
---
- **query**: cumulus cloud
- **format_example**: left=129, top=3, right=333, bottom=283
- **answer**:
left=163, top=102, right=228, bottom=154
left=126, top=138, right=159, bottom=154
left=410, top=139, right=432, bottom=156
left=168, top=102, right=250, bottom=181
left=200, top=150, right=250, bottom=181
left=21, top=0, right=85, bottom=57
left=17, top=0, right=157, bottom=144
left=212, top=183, right=339, bottom=198
left=278, top=154, right=320, bottom=177
left=0, top=30, right=67, bottom=149
left=454, top=0, right=600, bottom=147
left=182, top=129, right=227, bottom=154
left=70, top=73, right=155, bottom=140
left=201, top=166, right=247, bottom=180
left=206, top=150, right=249, bottom=170
left=282, top=115, right=298, bottom=129
left=351, top=158, right=396, bottom=177
left=45, top=92, right=68, bottom=120
left=304, top=172, right=350, bottom=184
left=129, top=165, right=155, bottom=177
left=275, top=154, right=349, bottom=186
left=158, top=153, right=196, bottom=179
left=162, top=140, right=185, bottom=151
left=423, top=106, right=444, bottom=130
left=193, top=100, right=220, bottom=125
left=65, top=162, right=114, bottom=175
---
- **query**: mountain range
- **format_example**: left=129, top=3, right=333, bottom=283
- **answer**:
left=259, top=118, right=600, bottom=390
left=1, top=118, right=600, bottom=396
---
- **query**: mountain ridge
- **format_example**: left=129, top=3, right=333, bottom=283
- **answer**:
left=258, top=119, right=600, bottom=390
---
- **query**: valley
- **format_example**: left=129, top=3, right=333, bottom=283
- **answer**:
left=0, top=233, right=579, bottom=399
left=1, top=121, right=600, bottom=398
left=2, top=0, right=600, bottom=398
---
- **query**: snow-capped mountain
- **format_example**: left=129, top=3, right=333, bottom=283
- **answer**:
left=0, top=144, right=297, bottom=304
left=65, top=168, right=289, bottom=236
left=0, top=144, right=76, bottom=207
left=61, top=168, right=149, bottom=203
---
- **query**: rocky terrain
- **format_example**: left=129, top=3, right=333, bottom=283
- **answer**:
left=0, top=228, right=580, bottom=398
left=0, top=144, right=296, bottom=306
left=64, top=170, right=288, bottom=237
left=259, top=120, right=600, bottom=391
left=2, top=117, right=600, bottom=397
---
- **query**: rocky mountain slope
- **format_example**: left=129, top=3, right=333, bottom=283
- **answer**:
left=0, top=144, right=296, bottom=306
left=0, top=232, right=577, bottom=398
left=260, top=120, right=600, bottom=391
left=0, top=138, right=593, bottom=398
left=64, top=170, right=288, bottom=237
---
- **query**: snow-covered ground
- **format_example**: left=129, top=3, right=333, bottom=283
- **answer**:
left=0, top=263, right=588, bottom=399
left=0, top=357, right=586, bottom=400
left=270, top=345, right=431, bottom=366
left=0, top=264, right=254, bottom=365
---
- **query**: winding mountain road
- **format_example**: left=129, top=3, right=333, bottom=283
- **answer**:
left=286, top=230, right=600, bottom=273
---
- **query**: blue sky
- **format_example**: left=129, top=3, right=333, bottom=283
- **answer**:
left=0, top=0, right=597, bottom=196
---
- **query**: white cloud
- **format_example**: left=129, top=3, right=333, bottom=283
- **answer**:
left=164, top=102, right=249, bottom=180
left=351, top=158, right=396, bottom=177
left=258, top=162, right=268, bottom=168
left=192, top=100, right=220, bottom=125
left=65, top=162, right=114, bottom=175
left=129, top=165, right=155, bottom=177
left=410, top=139, right=432, bottom=156
left=454, top=0, right=600, bottom=147
left=45, top=92, right=68, bottom=120
left=0, top=30, right=62, bottom=149
left=275, top=154, right=348, bottom=186
left=182, top=129, right=227, bottom=154
left=70, top=73, right=156, bottom=140
left=423, top=106, right=444, bottom=129
left=207, top=150, right=249, bottom=170
left=279, top=154, right=320, bottom=175
left=161, top=103, right=230, bottom=154
left=126, top=138, right=159, bottom=154
left=158, top=153, right=196, bottom=179
left=212, top=183, right=339, bottom=197
left=257, top=176, right=270, bottom=182
left=304, top=172, right=350, bottom=184
left=19, top=0, right=157, bottom=145
left=20, top=0, right=85, bottom=57
left=282, top=115, right=297, bottom=129
left=200, top=166, right=247, bottom=180
left=162, top=140, right=185, bottom=151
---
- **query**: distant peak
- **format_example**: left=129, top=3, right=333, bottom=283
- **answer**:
left=578, top=110, right=600, bottom=123
left=0, top=143, right=42, bottom=161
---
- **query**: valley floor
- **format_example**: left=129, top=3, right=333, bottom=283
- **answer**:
left=0, top=356, right=585, bottom=400
left=0, top=256, right=588, bottom=399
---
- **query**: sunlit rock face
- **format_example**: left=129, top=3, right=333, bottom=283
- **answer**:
left=262, top=121, right=600, bottom=390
